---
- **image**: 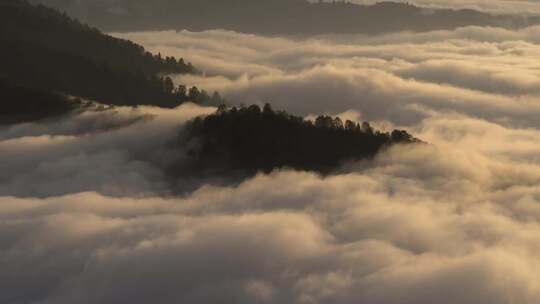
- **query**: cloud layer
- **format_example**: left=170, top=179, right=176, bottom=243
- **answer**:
left=0, top=103, right=214, bottom=197
left=4, top=110, right=540, bottom=303
left=4, top=26, right=540, bottom=303
left=117, top=27, right=540, bottom=127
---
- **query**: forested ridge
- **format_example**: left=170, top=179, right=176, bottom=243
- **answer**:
left=0, top=0, right=424, bottom=176
left=30, top=0, right=540, bottom=35
left=179, top=104, right=421, bottom=177
left=0, top=0, right=224, bottom=107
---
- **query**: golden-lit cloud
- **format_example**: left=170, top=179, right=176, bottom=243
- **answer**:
left=3, top=101, right=540, bottom=303
left=116, top=27, right=540, bottom=127
left=5, top=25, right=540, bottom=303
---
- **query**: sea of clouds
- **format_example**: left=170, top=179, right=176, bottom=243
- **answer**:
left=118, top=26, right=540, bottom=127
left=3, top=26, right=540, bottom=303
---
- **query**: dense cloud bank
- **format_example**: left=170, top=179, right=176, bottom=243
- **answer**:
left=117, top=26, right=540, bottom=127
left=0, top=103, right=214, bottom=197
left=3, top=107, right=540, bottom=303
left=5, top=26, right=540, bottom=303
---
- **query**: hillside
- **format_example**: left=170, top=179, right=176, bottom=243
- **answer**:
left=0, top=81, right=80, bottom=125
left=0, top=0, right=223, bottom=107
left=30, top=0, right=538, bottom=35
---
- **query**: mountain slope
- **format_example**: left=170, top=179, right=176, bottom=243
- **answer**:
left=30, top=0, right=538, bottom=35
left=0, top=0, right=203, bottom=107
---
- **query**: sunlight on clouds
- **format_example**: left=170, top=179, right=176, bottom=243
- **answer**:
left=3, top=101, right=540, bottom=302
left=5, top=24, right=540, bottom=303
left=116, top=27, right=540, bottom=127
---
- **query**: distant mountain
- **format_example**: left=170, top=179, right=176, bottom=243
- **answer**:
left=30, top=0, right=539, bottom=35
left=0, top=0, right=225, bottom=108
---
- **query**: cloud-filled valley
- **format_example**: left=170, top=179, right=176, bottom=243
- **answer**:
left=4, top=104, right=540, bottom=303
left=117, top=27, right=540, bottom=128
left=5, top=16, right=540, bottom=304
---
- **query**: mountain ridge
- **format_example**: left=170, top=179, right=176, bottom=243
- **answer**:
left=29, top=0, right=540, bottom=35
left=0, top=0, right=227, bottom=108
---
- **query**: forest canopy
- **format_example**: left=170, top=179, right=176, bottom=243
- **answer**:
left=0, top=0, right=224, bottom=107
left=179, top=103, right=422, bottom=178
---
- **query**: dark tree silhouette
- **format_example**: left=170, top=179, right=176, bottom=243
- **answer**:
left=0, top=0, right=226, bottom=108
left=0, top=81, right=80, bottom=124
left=178, top=104, right=422, bottom=178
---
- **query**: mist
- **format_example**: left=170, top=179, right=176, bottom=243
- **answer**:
left=4, top=103, right=540, bottom=303
left=5, top=7, right=540, bottom=303
left=117, top=27, right=540, bottom=127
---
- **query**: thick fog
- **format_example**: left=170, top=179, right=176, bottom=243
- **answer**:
left=117, top=27, right=540, bottom=128
left=0, top=104, right=215, bottom=198
left=4, top=105, right=540, bottom=303
left=4, top=26, right=540, bottom=303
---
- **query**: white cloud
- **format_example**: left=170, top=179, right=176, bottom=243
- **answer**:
left=4, top=131, right=540, bottom=303
left=116, top=28, right=540, bottom=127
left=6, top=26, right=540, bottom=303
left=0, top=103, right=214, bottom=197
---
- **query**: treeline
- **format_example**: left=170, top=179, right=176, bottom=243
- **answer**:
left=180, top=104, right=421, bottom=176
left=0, top=0, right=223, bottom=107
